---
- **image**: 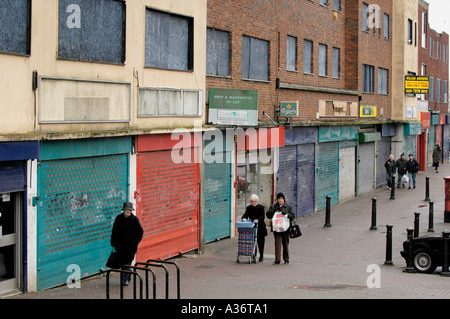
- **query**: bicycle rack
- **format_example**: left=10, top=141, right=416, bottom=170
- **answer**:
left=125, top=265, right=157, bottom=299
left=105, top=269, right=143, bottom=299
left=146, top=259, right=180, bottom=299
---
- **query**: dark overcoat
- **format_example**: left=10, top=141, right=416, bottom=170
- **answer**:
left=242, top=204, right=267, bottom=237
left=111, top=213, right=144, bottom=264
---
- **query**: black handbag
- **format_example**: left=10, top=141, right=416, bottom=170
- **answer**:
left=289, top=220, right=302, bottom=238
left=106, top=250, right=121, bottom=269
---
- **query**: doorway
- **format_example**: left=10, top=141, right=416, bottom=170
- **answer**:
left=0, top=192, right=22, bottom=294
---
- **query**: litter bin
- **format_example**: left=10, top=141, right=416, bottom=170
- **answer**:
left=444, top=177, right=450, bottom=223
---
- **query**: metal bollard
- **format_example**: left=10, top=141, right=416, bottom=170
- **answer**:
left=384, top=225, right=394, bottom=266
left=428, top=202, right=435, bottom=232
left=390, top=175, right=396, bottom=200
left=414, top=212, right=420, bottom=238
left=324, top=195, right=332, bottom=228
left=441, top=231, right=450, bottom=277
left=425, top=176, right=430, bottom=201
left=370, top=198, right=378, bottom=230
left=404, top=228, right=417, bottom=273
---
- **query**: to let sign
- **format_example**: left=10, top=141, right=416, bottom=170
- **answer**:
left=405, top=76, right=429, bottom=94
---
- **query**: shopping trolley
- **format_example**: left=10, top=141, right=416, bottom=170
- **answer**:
left=236, top=220, right=258, bottom=264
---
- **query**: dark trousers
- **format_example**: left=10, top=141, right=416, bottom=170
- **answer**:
left=274, top=232, right=290, bottom=262
left=256, top=235, right=265, bottom=258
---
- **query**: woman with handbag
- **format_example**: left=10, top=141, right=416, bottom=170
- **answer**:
left=266, top=193, right=295, bottom=265
left=242, top=194, right=267, bottom=262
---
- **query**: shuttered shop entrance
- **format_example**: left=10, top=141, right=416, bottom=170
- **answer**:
left=358, top=142, right=375, bottom=195
left=338, top=145, right=356, bottom=202
left=277, top=144, right=315, bottom=217
left=204, top=152, right=231, bottom=243
left=136, top=135, right=200, bottom=261
left=317, top=142, right=339, bottom=211
left=36, top=138, right=131, bottom=290
left=376, top=137, right=391, bottom=188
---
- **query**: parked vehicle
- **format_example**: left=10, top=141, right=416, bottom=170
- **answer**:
left=400, top=234, right=450, bottom=274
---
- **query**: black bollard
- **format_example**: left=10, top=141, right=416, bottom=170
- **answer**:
left=441, top=231, right=450, bottom=277
left=404, top=228, right=417, bottom=273
left=414, top=212, right=420, bottom=238
left=425, top=176, right=430, bottom=201
left=370, top=198, right=378, bottom=230
left=324, top=195, right=332, bottom=228
left=384, top=225, right=394, bottom=266
left=428, top=202, right=435, bottom=233
left=390, top=175, right=396, bottom=200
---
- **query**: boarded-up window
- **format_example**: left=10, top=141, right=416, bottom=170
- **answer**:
left=58, top=0, right=125, bottom=64
left=206, top=28, right=230, bottom=76
left=378, top=68, right=388, bottom=94
left=0, top=0, right=31, bottom=55
left=138, top=88, right=202, bottom=117
left=241, top=36, right=269, bottom=81
left=287, top=35, right=297, bottom=72
left=145, top=8, right=193, bottom=71
left=332, top=47, right=340, bottom=78
left=319, top=44, right=327, bottom=76
left=303, top=40, right=313, bottom=74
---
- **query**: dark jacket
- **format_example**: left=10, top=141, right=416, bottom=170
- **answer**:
left=433, top=146, right=442, bottom=163
left=266, top=202, right=295, bottom=232
left=406, top=158, right=420, bottom=174
left=385, top=158, right=397, bottom=174
left=243, top=204, right=267, bottom=237
left=396, top=158, right=408, bottom=175
left=111, top=213, right=144, bottom=263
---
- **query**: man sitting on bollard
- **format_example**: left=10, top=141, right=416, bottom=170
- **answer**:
left=396, top=153, right=408, bottom=188
left=384, top=155, right=397, bottom=190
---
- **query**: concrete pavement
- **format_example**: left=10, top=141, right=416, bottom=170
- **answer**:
left=7, top=164, right=450, bottom=300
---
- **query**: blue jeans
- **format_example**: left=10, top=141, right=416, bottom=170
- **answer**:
left=408, top=172, right=417, bottom=188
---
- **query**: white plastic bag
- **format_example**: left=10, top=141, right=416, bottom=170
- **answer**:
left=402, top=174, right=409, bottom=184
left=272, top=212, right=290, bottom=232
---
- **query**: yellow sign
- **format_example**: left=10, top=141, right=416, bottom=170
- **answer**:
left=360, top=105, right=377, bottom=118
left=405, top=76, right=429, bottom=94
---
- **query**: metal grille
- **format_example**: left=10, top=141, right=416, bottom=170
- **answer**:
left=317, top=142, right=339, bottom=211
left=358, top=142, right=375, bottom=195
left=276, top=146, right=297, bottom=213
left=376, top=137, right=391, bottom=187
left=37, top=155, right=128, bottom=290
left=204, top=152, right=231, bottom=243
left=136, top=149, right=199, bottom=261
left=297, top=144, right=315, bottom=217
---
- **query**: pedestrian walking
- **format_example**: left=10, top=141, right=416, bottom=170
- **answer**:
left=406, top=154, right=420, bottom=189
left=432, top=144, right=442, bottom=173
left=110, top=202, right=144, bottom=286
left=396, top=153, right=408, bottom=188
left=384, top=154, right=397, bottom=189
left=266, top=193, right=295, bottom=265
left=242, top=194, right=267, bottom=262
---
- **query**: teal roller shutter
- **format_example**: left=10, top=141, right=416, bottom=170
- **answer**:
left=204, top=152, right=232, bottom=243
left=317, top=142, right=339, bottom=211
left=37, top=154, right=129, bottom=290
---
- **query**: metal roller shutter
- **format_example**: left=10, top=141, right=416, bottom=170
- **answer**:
left=276, top=146, right=297, bottom=213
left=358, top=142, right=375, bottom=195
left=376, top=137, right=391, bottom=188
left=37, top=154, right=129, bottom=290
left=296, top=144, right=315, bottom=217
left=204, top=152, right=231, bottom=243
left=339, top=146, right=356, bottom=202
left=317, top=142, right=339, bottom=211
left=136, top=149, right=199, bottom=261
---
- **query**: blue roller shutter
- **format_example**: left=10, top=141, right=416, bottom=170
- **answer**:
left=204, top=152, right=232, bottom=243
left=296, top=144, right=315, bottom=217
left=276, top=146, right=297, bottom=213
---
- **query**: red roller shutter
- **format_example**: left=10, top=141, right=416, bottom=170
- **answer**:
left=136, top=135, right=200, bottom=261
